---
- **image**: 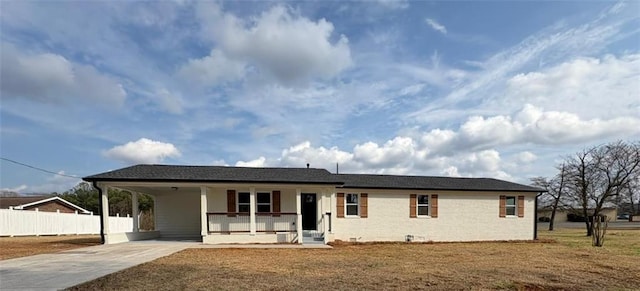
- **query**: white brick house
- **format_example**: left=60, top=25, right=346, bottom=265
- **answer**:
left=83, top=165, right=543, bottom=244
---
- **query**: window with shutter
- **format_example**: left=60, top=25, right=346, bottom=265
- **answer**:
left=417, top=195, right=429, bottom=216
left=272, top=191, right=281, bottom=216
left=227, top=190, right=236, bottom=217
left=337, top=193, right=345, bottom=218
left=517, top=195, right=525, bottom=217
left=431, top=194, right=438, bottom=218
left=499, top=195, right=506, bottom=218
left=360, top=193, right=368, bottom=218
left=410, top=194, right=417, bottom=218
left=346, top=193, right=359, bottom=216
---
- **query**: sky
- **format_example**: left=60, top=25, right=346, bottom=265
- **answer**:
left=1, top=0, right=639, bottom=194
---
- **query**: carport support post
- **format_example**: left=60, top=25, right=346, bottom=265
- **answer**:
left=131, top=192, right=139, bottom=232
left=200, top=186, right=208, bottom=238
left=101, top=185, right=110, bottom=244
left=296, top=188, right=302, bottom=244
left=249, top=187, right=256, bottom=235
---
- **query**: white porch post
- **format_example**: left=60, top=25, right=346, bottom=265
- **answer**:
left=131, top=191, right=139, bottom=232
left=249, top=187, right=256, bottom=235
left=200, top=186, right=208, bottom=238
left=296, top=188, right=303, bottom=244
left=101, top=185, right=110, bottom=243
left=322, top=188, right=329, bottom=244
left=330, top=190, right=336, bottom=234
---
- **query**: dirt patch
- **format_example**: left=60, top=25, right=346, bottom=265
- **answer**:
left=0, top=235, right=100, bottom=260
left=70, top=229, right=639, bottom=290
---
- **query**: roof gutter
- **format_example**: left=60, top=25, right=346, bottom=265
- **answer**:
left=91, top=181, right=105, bottom=244
left=534, top=191, right=544, bottom=240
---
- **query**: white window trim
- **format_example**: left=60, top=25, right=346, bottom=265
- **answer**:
left=417, top=194, right=431, bottom=218
left=505, top=196, right=517, bottom=217
left=256, top=192, right=272, bottom=213
left=345, top=193, right=360, bottom=217
left=237, top=191, right=273, bottom=213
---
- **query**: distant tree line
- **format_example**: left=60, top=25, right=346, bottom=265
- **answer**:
left=532, top=140, right=640, bottom=236
left=56, top=182, right=154, bottom=216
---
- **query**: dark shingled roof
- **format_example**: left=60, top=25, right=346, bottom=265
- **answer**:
left=84, top=164, right=543, bottom=192
left=0, top=196, right=50, bottom=209
left=83, top=164, right=342, bottom=185
left=337, top=173, right=543, bottom=192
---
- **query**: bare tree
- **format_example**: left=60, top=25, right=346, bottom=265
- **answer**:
left=532, top=164, right=568, bottom=231
left=564, top=141, right=640, bottom=237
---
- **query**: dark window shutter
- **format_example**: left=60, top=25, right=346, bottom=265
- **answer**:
left=337, top=193, right=345, bottom=218
left=499, top=195, right=506, bottom=218
left=227, top=190, right=236, bottom=217
left=360, top=193, right=368, bottom=218
left=518, top=195, right=525, bottom=218
left=431, top=194, right=438, bottom=218
left=272, top=191, right=281, bottom=217
left=410, top=194, right=417, bottom=218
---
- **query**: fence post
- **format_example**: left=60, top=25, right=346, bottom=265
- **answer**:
left=35, top=208, right=40, bottom=236
left=57, top=210, right=61, bottom=236
left=9, top=208, right=15, bottom=237
left=75, top=210, right=79, bottom=235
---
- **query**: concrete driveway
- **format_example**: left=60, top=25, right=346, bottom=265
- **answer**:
left=0, top=241, right=195, bottom=290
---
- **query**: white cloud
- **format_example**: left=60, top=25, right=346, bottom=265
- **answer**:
left=4, top=172, right=81, bottom=194
left=501, top=54, right=640, bottom=119
left=410, top=6, right=636, bottom=123
left=177, top=49, right=246, bottom=86
left=425, top=18, right=447, bottom=34
left=194, top=4, right=352, bottom=86
left=104, top=138, right=181, bottom=164
left=154, top=89, right=185, bottom=114
left=226, top=103, right=639, bottom=181
left=435, top=104, right=640, bottom=152
left=0, top=42, right=126, bottom=107
left=515, top=151, right=537, bottom=163
left=235, top=156, right=267, bottom=167
left=280, top=141, right=354, bottom=169
left=1, top=185, right=28, bottom=193
left=376, top=0, right=409, bottom=10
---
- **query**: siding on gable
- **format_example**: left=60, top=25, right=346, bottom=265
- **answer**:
left=329, top=189, right=535, bottom=242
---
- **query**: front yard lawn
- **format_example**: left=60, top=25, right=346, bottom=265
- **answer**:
left=70, top=229, right=640, bottom=290
left=0, top=235, right=100, bottom=260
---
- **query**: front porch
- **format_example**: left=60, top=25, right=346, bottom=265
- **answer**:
left=96, top=182, right=335, bottom=245
left=202, top=187, right=333, bottom=245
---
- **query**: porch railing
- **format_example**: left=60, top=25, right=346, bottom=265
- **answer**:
left=256, top=213, right=296, bottom=232
left=207, top=212, right=297, bottom=233
left=207, top=213, right=250, bottom=233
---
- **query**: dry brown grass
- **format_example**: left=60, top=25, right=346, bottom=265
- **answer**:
left=70, top=229, right=640, bottom=291
left=0, top=235, right=100, bottom=260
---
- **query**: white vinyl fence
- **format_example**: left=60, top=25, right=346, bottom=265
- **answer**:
left=0, top=208, right=134, bottom=236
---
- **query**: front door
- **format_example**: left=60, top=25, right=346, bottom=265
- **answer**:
left=301, top=193, right=317, bottom=230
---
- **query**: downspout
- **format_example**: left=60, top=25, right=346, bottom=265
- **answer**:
left=92, top=181, right=105, bottom=244
left=534, top=192, right=542, bottom=240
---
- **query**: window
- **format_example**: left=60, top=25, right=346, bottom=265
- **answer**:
left=346, top=193, right=359, bottom=216
left=505, top=196, right=516, bottom=216
left=238, top=192, right=250, bottom=213
left=237, top=192, right=272, bottom=213
left=257, top=192, right=271, bottom=213
left=417, top=195, right=429, bottom=216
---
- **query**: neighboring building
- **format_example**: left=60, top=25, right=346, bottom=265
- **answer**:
left=0, top=196, right=91, bottom=214
left=537, top=207, right=618, bottom=222
left=83, top=165, right=544, bottom=245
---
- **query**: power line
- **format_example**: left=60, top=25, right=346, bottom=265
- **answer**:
left=0, top=157, right=80, bottom=179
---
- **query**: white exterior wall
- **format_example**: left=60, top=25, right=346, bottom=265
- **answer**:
left=330, top=189, right=536, bottom=242
left=155, top=190, right=201, bottom=239
left=206, top=187, right=298, bottom=213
